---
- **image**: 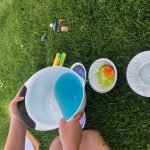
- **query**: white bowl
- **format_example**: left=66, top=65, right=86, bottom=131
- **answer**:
left=24, top=67, right=86, bottom=131
left=89, top=58, right=117, bottom=93
left=127, top=51, right=150, bottom=97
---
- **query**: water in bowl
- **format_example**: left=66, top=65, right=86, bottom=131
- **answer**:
left=139, top=62, right=150, bottom=87
left=54, top=72, right=83, bottom=120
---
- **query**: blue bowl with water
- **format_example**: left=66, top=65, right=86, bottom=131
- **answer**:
left=54, top=72, right=84, bottom=120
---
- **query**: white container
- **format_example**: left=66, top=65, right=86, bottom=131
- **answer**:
left=19, top=67, right=86, bottom=131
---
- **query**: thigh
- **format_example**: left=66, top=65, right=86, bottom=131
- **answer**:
left=49, top=137, right=63, bottom=150
left=79, top=130, right=110, bottom=150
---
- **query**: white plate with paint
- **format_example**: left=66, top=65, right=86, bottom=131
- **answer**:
left=88, top=58, right=117, bottom=93
left=126, top=51, right=150, bottom=97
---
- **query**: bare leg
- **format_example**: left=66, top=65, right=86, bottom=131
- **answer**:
left=49, top=130, right=110, bottom=150
left=49, top=136, right=63, bottom=150
left=79, top=130, right=110, bottom=150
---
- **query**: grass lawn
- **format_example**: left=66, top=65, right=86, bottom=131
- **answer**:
left=0, top=0, right=150, bottom=149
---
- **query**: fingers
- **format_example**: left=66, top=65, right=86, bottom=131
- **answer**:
left=60, top=112, right=84, bottom=125
left=72, top=113, right=83, bottom=123
left=17, top=97, right=24, bottom=102
left=13, top=96, right=24, bottom=103
left=60, top=118, right=67, bottom=126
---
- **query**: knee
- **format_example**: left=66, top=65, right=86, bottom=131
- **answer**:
left=49, top=136, right=62, bottom=150
left=82, top=130, right=110, bottom=150
left=83, top=130, right=104, bottom=143
left=52, top=136, right=60, bottom=144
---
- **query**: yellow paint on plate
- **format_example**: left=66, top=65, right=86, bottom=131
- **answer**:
left=97, top=65, right=115, bottom=88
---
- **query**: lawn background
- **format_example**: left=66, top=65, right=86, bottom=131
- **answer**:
left=0, top=0, right=150, bottom=149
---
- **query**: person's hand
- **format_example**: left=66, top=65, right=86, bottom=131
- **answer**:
left=59, top=113, right=83, bottom=150
left=4, top=89, right=26, bottom=150
left=10, top=89, right=24, bottom=122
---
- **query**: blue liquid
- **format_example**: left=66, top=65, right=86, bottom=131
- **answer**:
left=54, top=73, right=83, bottom=120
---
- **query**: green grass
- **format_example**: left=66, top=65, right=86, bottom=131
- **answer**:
left=0, top=0, right=150, bottom=149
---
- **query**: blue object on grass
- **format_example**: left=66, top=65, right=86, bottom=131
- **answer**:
left=41, top=33, right=47, bottom=42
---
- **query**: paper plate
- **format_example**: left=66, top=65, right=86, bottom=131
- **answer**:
left=126, top=51, right=150, bottom=97
left=88, top=58, right=117, bottom=93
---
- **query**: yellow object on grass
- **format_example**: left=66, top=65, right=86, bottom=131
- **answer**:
left=53, top=53, right=61, bottom=66
left=59, top=52, right=66, bottom=66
